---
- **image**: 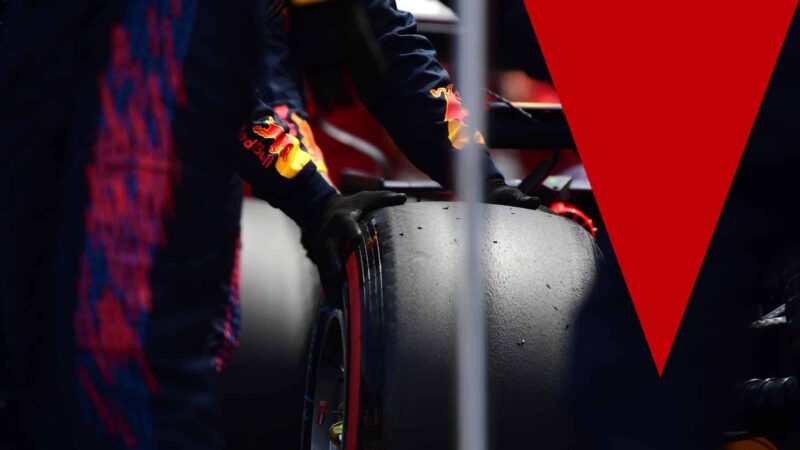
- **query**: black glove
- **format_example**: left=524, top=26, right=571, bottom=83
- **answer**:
left=305, top=191, right=407, bottom=303
left=485, top=177, right=541, bottom=210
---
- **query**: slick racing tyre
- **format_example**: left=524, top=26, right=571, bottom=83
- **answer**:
left=302, top=201, right=599, bottom=450
left=221, top=198, right=321, bottom=449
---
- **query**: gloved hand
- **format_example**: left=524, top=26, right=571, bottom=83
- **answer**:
left=485, top=176, right=541, bottom=210
left=306, top=191, right=407, bottom=302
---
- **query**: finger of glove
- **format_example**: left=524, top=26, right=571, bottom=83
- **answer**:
left=300, top=228, right=316, bottom=261
left=489, top=189, right=540, bottom=210
left=352, top=191, right=407, bottom=215
left=339, top=215, right=364, bottom=244
left=517, top=195, right=541, bottom=210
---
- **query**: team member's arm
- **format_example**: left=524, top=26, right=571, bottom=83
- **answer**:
left=349, top=0, right=500, bottom=188
left=254, top=8, right=333, bottom=184
left=231, top=99, right=406, bottom=298
left=233, top=98, right=335, bottom=227
left=298, top=0, right=537, bottom=208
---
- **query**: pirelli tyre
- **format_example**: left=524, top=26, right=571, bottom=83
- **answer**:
left=302, top=201, right=600, bottom=450
left=221, top=197, right=321, bottom=450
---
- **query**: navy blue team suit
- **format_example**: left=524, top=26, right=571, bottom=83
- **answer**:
left=0, top=1, right=335, bottom=448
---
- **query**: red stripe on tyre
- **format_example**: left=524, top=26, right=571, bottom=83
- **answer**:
left=345, top=253, right=362, bottom=450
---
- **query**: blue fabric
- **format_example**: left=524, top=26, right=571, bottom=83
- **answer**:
left=0, top=1, right=262, bottom=448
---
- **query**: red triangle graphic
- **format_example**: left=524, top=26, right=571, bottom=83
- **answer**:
left=522, top=0, right=798, bottom=374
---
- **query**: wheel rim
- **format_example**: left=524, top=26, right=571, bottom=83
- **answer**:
left=309, top=318, right=346, bottom=450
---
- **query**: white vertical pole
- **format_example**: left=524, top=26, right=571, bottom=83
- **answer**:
left=455, top=0, right=487, bottom=449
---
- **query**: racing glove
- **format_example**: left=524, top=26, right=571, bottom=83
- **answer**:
left=485, top=176, right=541, bottom=210
left=305, top=190, right=407, bottom=302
